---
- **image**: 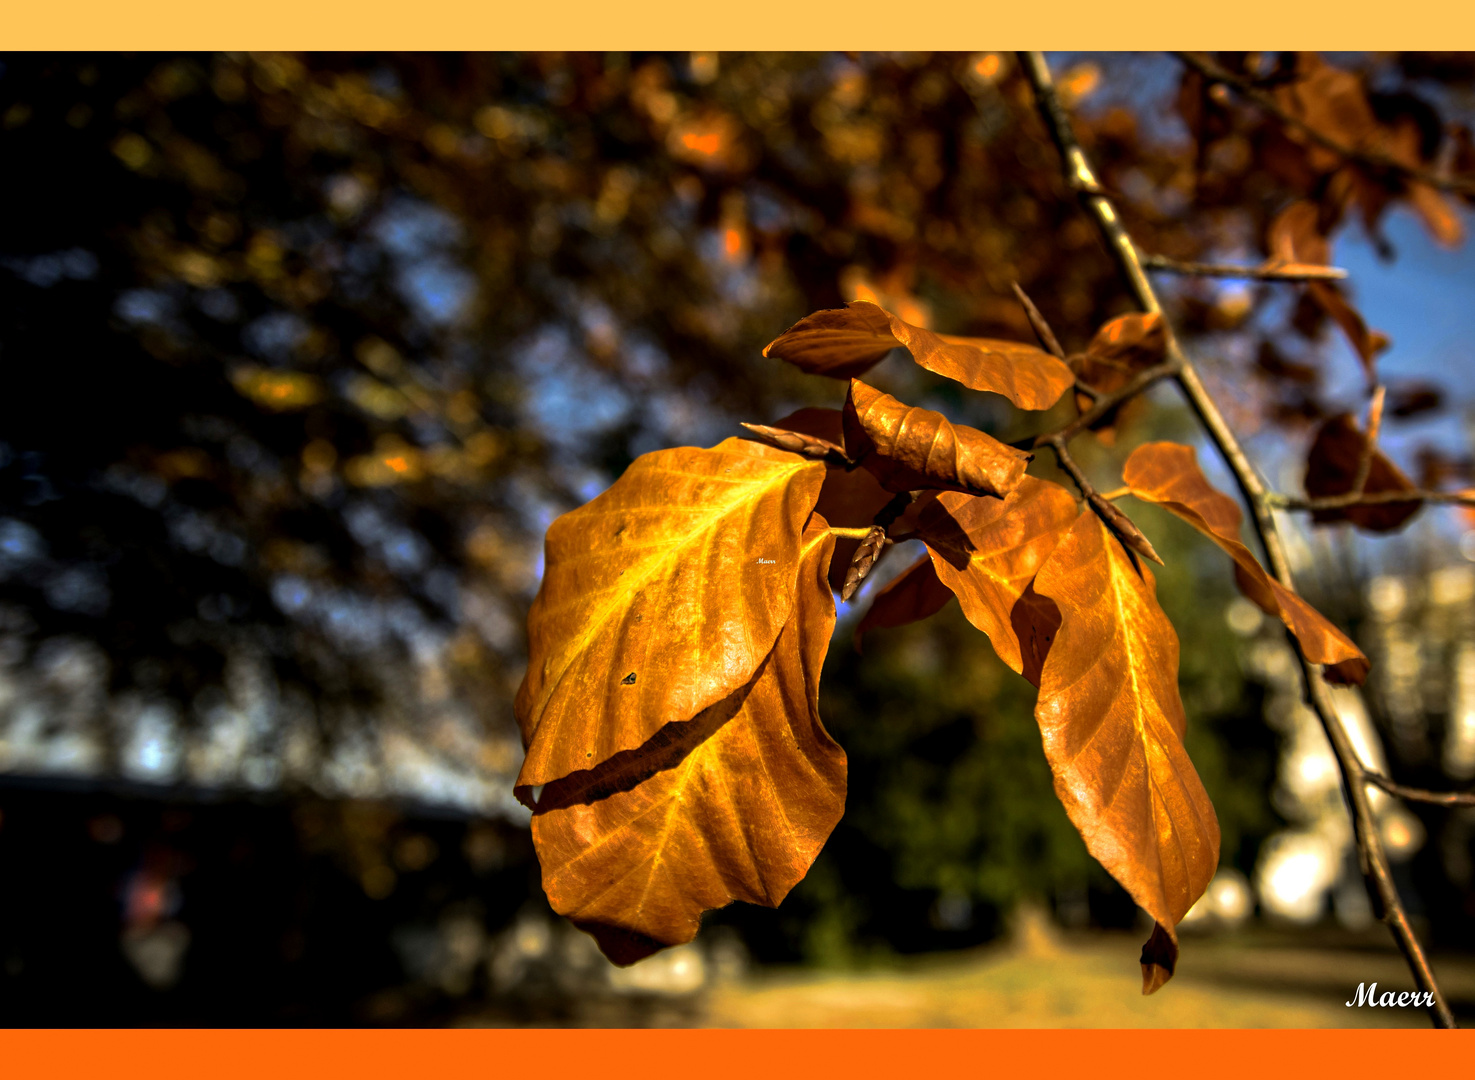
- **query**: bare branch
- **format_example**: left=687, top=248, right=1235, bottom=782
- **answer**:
left=1366, top=773, right=1475, bottom=808
left=1268, top=488, right=1474, bottom=512
left=1140, top=253, right=1348, bottom=282
left=1021, top=50, right=1457, bottom=1029
left=1011, top=282, right=1067, bottom=359
left=1174, top=52, right=1475, bottom=199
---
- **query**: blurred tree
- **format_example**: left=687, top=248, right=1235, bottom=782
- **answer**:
left=0, top=52, right=1473, bottom=1016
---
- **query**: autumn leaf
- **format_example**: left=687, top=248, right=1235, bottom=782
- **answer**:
left=1123, top=441, right=1369, bottom=685
left=764, top=300, right=1075, bottom=411
left=762, top=301, right=899, bottom=380
left=1304, top=413, right=1422, bottom=533
left=1267, top=201, right=1389, bottom=379
left=1032, top=509, right=1220, bottom=993
left=911, top=476, right=1079, bottom=675
left=844, top=379, right=1031, bottom=499
left=853, top=554, right=954, bottom=651
left=529, top=517, right=845, bottom=964
left=514, top=437, right=826, bottom=794
left=1069, top=313, right=1167, bottom=444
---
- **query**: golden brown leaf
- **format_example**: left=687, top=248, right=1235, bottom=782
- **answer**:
left=912, top=476, right=1078, bottom=675
left=1033, top=509, right=1220, bottom=992
left=844, top=379, right=1031, bottom=499
left=1123, top=441, right=1369, bottom=684
left=1070, top=313, right=1167, bottom=443
left=764, top=300, right=1074, bottom=410
left=530, top=519, right=845, bottom=964
left=514, top=438, right=826, bottom=793
left=761, top=301, right=899, bottom=380
left=853, top=554, right=954, bottom=651
left=1304, top=413, right=1422, bottom=533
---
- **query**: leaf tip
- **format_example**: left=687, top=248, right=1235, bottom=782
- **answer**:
left=1139, top=921, right=1178, bottom=995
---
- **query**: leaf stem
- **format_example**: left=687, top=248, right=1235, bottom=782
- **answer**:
left=1021, top=50, right=1457, bottom=1029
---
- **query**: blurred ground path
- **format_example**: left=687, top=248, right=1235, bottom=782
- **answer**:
left=701, top=918, right=1475, bottom=1028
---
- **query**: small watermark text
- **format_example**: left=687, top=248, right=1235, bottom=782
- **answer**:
left=1346, top=982, right=1436, bottom=1008
left=756, top=558, right=776, bottom=564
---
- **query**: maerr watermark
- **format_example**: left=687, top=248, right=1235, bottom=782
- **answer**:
left=1346, top=982, right=1437, bottom=1009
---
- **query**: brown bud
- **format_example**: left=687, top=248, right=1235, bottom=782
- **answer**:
left=739, top=422, right=844, bottom=460
left=841, top=526, right=887, bottom=601
left=1088, top=493, right=1164, bottom=566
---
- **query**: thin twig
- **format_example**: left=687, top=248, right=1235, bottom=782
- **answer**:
left=1140, top=253, right=1348, bottom=282
left=1021, top=50, right=1457, bottom=1029
left=1174, top=52, right=1475, bottom=199
left=1011, top=282, right=1067, bottom=359
left=1035, top=360, right=1181, bottom=448
left=1366, top=773, right=1475, bottom=808
left=1267, top=488, right=1472, bottom=512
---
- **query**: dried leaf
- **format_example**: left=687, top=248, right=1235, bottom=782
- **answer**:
left=1307, top=281, right=1390, bottom=381
left=1011, top=579, right=1062, bottom=689
left=853, top=554, right=954, bottom=651
left=1304, top=413, right=1422, bottom=532
left=1123, top=441, right=1369, bottom=684
left=912, top=476, right=1079, bottom=675
left=1070, top=313, right=1167, bottom=442
left=530, top=518, right=844, bottom=964
left=762, top=301, right=899, bottom=380
left=1267, top=200, right=1333, bottom=267
left=764, top=300, right=1074, bottom=411
left=844, top=379, right=1031, bottom=499
left=514, top=438, right=826, bottom=792
left=1033, top=509, right=1220, bottom=992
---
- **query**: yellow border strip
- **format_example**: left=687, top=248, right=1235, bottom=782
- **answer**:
left=4, top=0, right=1475, bottom=51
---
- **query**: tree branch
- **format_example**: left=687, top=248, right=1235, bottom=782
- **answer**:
left=1366, top=773, right=1475, bottom=808
left=1267, top=489, right=1474, bottom=512
left=1140, top=253, right=1348, bottom=282
left=1174, top=52, right=1475, bottom=199
left=1021, top=50, right=1458, bottom=1029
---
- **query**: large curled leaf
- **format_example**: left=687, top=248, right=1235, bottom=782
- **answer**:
left=1032, top=509, right=1220, bottom=994
left=912, top=476, right=1078, bottom=675
left=764, top=300, right=1075, bottom=410
left=1123, top=441, right=1369, bottom=685
left=515, top=438, right=826, bottom=793
left=530, top=519, right=845, bottom=964
left=1304, top=413, right=1421, bottom=533
left=844, top=379, right=1031, bottom=498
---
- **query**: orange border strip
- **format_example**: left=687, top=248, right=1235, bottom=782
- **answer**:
left=1, top=1029, right=1473, bottom=1078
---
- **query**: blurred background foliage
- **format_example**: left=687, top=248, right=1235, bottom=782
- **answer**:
left=1, top=50, right=1474, bottom=1023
